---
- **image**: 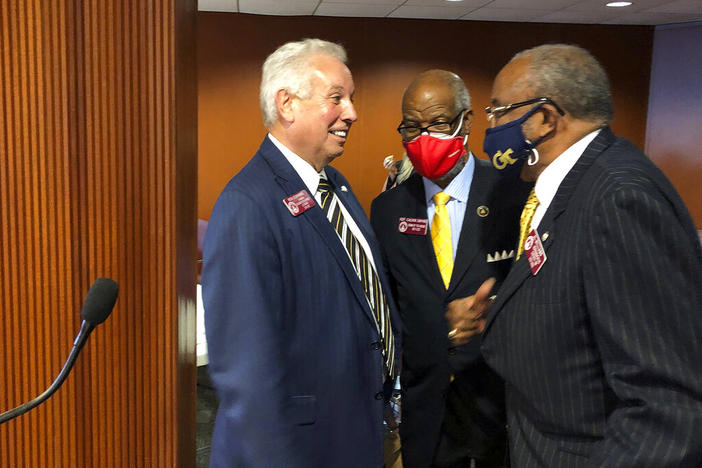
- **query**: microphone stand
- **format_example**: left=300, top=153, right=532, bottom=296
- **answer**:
left=0, top=321, right=94, bottom=424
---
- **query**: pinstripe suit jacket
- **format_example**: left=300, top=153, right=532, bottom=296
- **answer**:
left=202, top=137, right=401, bottom=468
left=481, top=128, right=702, bottom=467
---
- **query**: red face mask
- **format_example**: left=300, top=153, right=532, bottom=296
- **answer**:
left=403, top=133, right=466, bottom=180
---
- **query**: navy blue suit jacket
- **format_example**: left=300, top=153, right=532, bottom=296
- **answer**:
left=482, top=128, right=702, bottom=467
left=202, top=136, right=401, bottom=468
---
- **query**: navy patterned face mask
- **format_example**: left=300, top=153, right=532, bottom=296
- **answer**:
left=483, top=103, right=546, bottom=178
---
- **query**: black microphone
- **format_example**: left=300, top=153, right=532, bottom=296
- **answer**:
left=0, top=277, right=119, bottom=424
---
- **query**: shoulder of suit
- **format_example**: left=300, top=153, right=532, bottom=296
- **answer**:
left=588, top=138, right=665, bottom=194
left=325, top=165, right=352, bottom=188
left=568, top=136, right=690, bottom=220
left=371, top=172, right=421, bottom=209
left=220, top=149, right=279, bottom=199
left=473, top=155, right=492, bottom=170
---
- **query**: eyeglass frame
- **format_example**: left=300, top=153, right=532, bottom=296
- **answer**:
left=396, top=108, right=468, bottom=141
left=485, top=97, right=565, bottom=121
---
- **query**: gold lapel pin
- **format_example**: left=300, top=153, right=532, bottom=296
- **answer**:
left=477, top=205, right=489, bottom=217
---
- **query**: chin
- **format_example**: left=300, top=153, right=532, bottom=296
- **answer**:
left=326, top=146, right=345, bottom=160
left=520, top=165, right=539, bottom=182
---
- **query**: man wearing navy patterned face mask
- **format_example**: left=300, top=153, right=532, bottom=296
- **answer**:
left=371, top=70, right=530, bottom=468
left=470, top=44, right=702, bottom=467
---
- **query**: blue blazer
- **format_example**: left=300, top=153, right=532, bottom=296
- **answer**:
left=482, top=128, right=702, bottom=467
left=202, top=136, right=401, bottom=468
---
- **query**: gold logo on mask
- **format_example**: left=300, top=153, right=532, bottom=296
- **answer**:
left=492, top=149, right=517, bottom=170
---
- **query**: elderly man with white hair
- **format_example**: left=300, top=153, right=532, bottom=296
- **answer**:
left=202, top=38, right=401, bottom=468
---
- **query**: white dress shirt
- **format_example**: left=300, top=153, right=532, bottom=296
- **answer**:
left=531, top=129, right=601, bottom=230
left=268, top=133, right=377, bottom=270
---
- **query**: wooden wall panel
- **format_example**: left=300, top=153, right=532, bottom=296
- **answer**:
left=198, top=13, right=653, bottom=219
left=0, top=1, right=197, bottom=467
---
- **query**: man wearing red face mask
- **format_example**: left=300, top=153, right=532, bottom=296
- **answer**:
left=371, top=70, right=530, bottom=468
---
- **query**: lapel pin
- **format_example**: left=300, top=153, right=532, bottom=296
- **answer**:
left=340, top=185, right=348, bottom=192
left=477, top=205, right=489, bottom=217
left=541, top=232, right=549, bottom=241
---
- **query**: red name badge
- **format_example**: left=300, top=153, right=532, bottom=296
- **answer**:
left=283, top=190, right=315, bottom=216
left=398, top=217, right=428, bottom=235
left=524, top=229, right=547, bottom=275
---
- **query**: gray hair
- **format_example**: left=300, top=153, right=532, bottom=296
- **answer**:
left=449, top=75, right=471, bottom=112
left=260, top=38, right=347, bottom=128
left=512, top=44, right=613, bottom=124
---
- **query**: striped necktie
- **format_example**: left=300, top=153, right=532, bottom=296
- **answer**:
left=517, top=188, right=540, bottom=260
left=317, top=178, right=396, bottom=379
left=431, top=192, right=453, bottom=289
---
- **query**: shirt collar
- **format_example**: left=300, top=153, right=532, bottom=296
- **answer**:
left=423, top=152, right=475, bottom=206
left=268, top=133, right=325, bottom=194
left=534, top=129, right=601, bottom=208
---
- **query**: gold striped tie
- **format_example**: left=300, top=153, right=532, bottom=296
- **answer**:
left=317, top=179, right=396, bottom=379
left=431, top=192, right=453, bottom=289
left=517, top=188, right=540, bottom=260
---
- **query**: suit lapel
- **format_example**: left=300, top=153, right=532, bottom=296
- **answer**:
left=483, top=127, right=617, bottom=334
left=328, top=171, right=374, bottom=252
left=259, top=139, right=377, bottom=326
left=401, top=174, right=448, bottom=292
left=448, top=160, right=495, bottom=293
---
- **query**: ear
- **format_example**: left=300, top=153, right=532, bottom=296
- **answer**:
left=462, top=109, right=473, bottom=135
left=275, top=89, right=295, bottom=124
left=533, top=105, right=559, bottom=138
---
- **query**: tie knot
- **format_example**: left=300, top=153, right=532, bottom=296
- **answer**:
left=433, top=191, right=451, bottom=207
left=318, top=178, right=332, bottom=194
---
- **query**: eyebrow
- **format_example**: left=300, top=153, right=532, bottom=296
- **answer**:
left=400, top=114, right=450, bottom=126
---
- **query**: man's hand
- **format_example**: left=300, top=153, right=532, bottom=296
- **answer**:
left=445, top=277, right=496, bottom=346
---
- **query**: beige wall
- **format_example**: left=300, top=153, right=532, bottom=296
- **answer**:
left=198, top=12, right=653, bottom=218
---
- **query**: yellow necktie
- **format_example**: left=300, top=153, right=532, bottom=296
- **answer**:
left=517, top=188, right=540, bottom=260
left=431, top=192, right=453, bottom=289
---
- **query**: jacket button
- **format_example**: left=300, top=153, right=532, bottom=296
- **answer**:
left=375, top=392, right=384, bottom=400
left=371, top=341, right=381, bottom=350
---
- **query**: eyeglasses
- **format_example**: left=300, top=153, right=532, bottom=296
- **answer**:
left=485, top=97, right=565, bottom=121
left=397, top=109, right=467, bottom=141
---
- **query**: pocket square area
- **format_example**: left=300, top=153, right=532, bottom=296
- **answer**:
left=487, top=250, right=515, bottom=262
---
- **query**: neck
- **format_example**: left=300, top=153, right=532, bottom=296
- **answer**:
left=269, top=126, right=325, bottom=172
left=524, top=120, right=603, bottom=181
